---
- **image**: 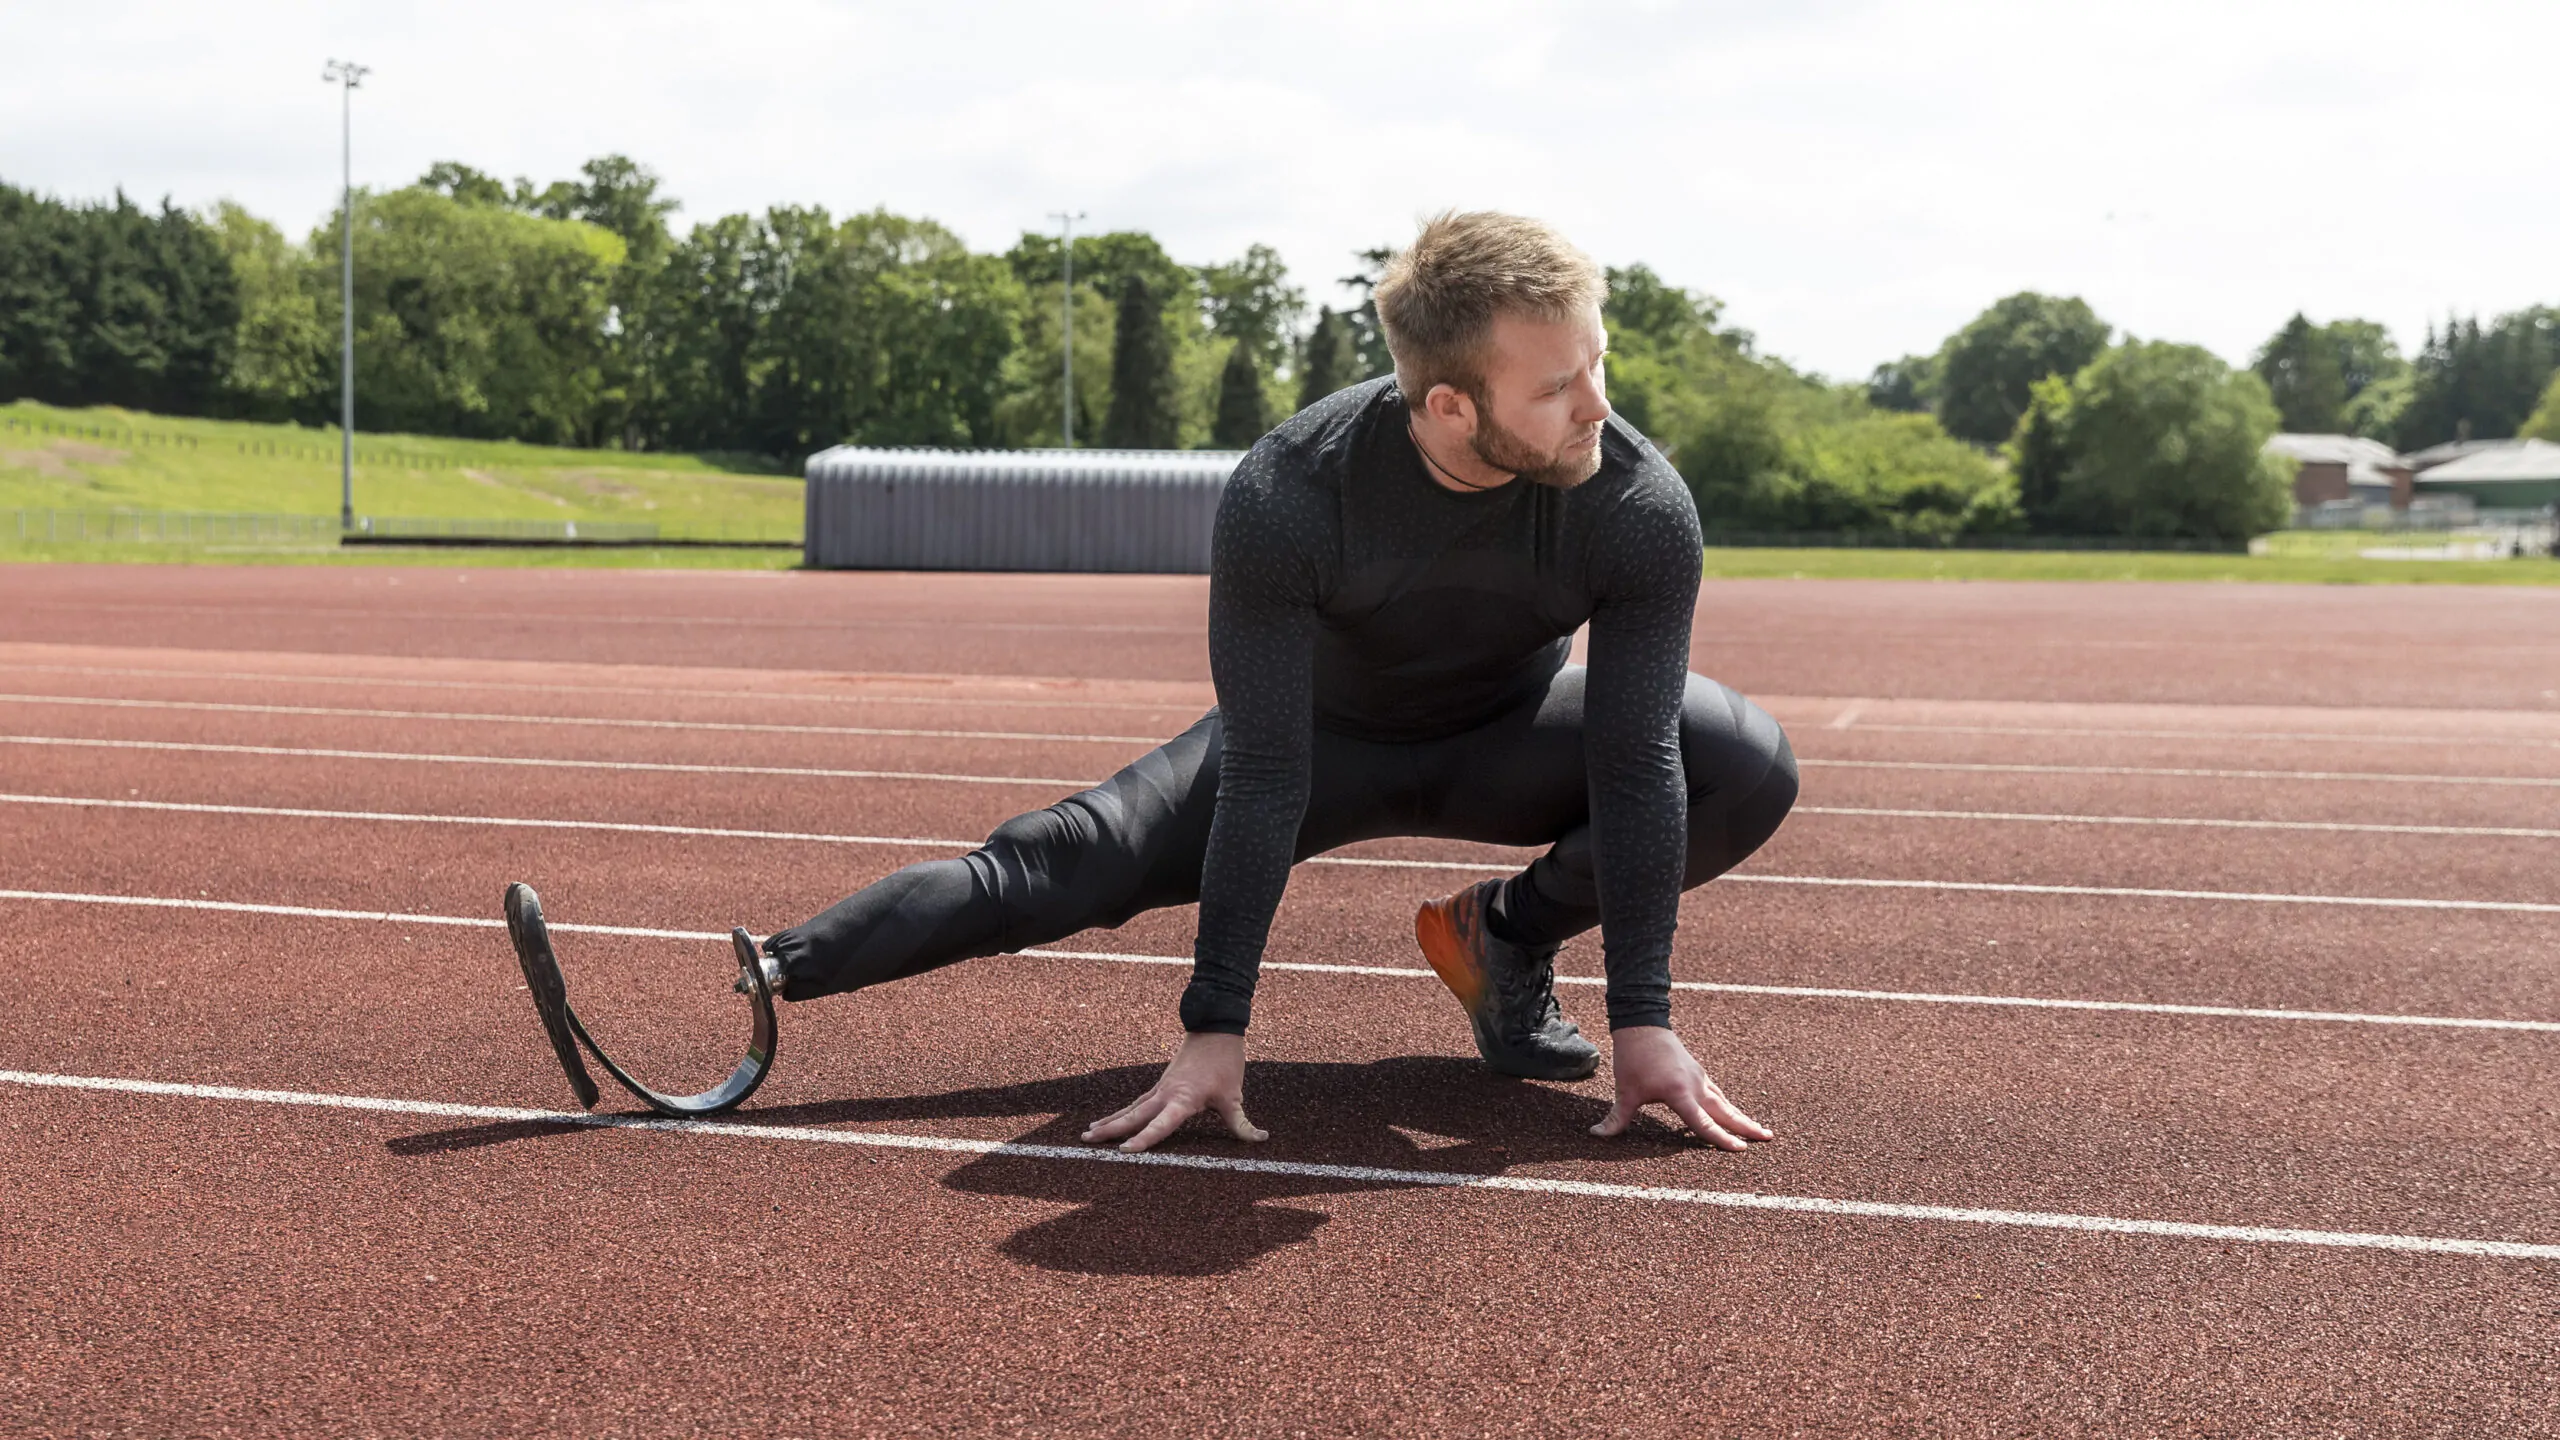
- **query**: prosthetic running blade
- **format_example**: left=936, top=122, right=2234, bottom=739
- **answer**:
left=502, top=881, right=777, bottom=1118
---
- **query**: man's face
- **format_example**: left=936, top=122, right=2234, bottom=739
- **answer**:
left=1467, top=305, right=1611, bottom=489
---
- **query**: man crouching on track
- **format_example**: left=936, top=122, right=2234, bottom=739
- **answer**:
left=759, top=211, right=1799, bottom=1152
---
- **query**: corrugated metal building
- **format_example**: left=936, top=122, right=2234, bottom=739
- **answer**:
left=803, top=447, right=1243, bottom=572
left=2411, top=439, right=2560, bottom=512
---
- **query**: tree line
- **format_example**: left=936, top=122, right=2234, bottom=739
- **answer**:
left=5, top=156, right=2557, bottom=541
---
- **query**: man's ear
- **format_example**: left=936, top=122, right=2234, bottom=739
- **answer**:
left=1422, top=382, right=1477, bottom=434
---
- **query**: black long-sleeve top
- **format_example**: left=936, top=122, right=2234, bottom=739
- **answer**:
left=1181, top=377, right=1704, bottom=1036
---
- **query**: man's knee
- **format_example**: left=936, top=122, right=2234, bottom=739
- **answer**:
left=1679, top=679, right=1799, bottom=870
left=972, top=797, right=1152, bottom=939
left=1680, top=679, right=1794, bottom=799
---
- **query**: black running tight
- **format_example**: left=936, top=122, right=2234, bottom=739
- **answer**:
left=764, top=666, right=1797, bottom=1029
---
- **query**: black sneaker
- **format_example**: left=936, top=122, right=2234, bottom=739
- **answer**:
left=1415, top=878, right=1600, bottom=1081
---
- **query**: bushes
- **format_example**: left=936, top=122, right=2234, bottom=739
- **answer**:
left=2009, top=341, right=2291, bottom=541
left=1666, top=380, right=2018, bottom=540
left=1631, top=306, right=2018, bottom=541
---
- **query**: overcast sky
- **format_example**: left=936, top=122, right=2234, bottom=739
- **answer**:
left=4, top=0, right=2552, bottom=380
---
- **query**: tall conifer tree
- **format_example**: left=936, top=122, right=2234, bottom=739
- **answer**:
left=1297, top=306, right=1355, bottom=412
left=1102, top=273, right=1178, bottom=447
left=1212, top=341, right=1270, bottom=447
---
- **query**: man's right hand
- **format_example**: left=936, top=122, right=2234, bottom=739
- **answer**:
left=1082, top=1031, right=1268, bottom=1153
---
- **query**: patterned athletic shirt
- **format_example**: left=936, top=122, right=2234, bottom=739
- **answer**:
left=1184, top=377, right=1704, bottom=1035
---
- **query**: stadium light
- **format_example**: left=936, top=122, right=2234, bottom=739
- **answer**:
left=322, top=58, right=369, bottom=530
left=1048, top=210, right=1085, bottom=446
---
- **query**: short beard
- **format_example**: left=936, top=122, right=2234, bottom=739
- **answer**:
left=1468, top=397, right=1604, bottom=490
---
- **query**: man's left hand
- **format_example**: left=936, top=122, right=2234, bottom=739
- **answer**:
left=1592, top=1025, right=1773, bottom=1150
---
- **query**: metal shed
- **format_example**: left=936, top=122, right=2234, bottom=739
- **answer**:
left=802, top=447, right=1244, bottom=572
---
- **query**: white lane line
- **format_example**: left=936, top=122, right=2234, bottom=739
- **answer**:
left=13, top=794, right=2557, bottom=889
left=0, top=735, right=1091, bottom=789
left=0, top=793, right=976, bottom=850
left=0, top=693, right=1159, bottom=746
left=1796, top=804, right=2560, bottom=842
left=1806, top=758, right=2560, bottom=789
left=13, top=599, right=1196, bottom=637
left=0, top=888, right=716, bottom=941
left=1015, top=949, right=2560, bottom=1033
left=13, top=662, right=2558, bottom=751
left=1305, top=855, right=2560, bottom=914
left=1844, top=721, right=2560, bottom=751
left=14, top=729, right=2555, bottom=794
left=4, top=889, right=2553, bottom=1034
left=0, top=662, right=1206, bottom=715
left=3, top=1068, right=2552, bottom=1260
left=11, top=794, right=2555, bottom=912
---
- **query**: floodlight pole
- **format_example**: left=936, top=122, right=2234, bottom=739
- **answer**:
left=323, top=58, right=369, bottom=531
left=1049, top=210, right=1085, bottom=446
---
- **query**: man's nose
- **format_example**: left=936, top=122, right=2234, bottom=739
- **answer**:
left=1570, top=369, right=1611, bottom=425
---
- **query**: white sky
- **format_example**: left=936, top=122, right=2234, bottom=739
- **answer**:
left=4, top=0, right=2552, bottom=380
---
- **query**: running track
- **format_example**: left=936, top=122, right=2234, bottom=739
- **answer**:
left=3, top=564, right=2557, bottom=1436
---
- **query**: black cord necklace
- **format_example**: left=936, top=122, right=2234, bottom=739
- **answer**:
left=1408, top=421, right=1508, bottom=492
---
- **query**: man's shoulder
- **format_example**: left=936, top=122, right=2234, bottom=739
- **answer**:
left=1220, top=377, right=1396, bottom=513
left=1582, top=415, right=1698, bottom=522
left=1252, top=376, right=1398, bottom=480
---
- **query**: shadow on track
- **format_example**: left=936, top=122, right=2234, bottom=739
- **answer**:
left=386, top=1056, right=1709, bottom=1276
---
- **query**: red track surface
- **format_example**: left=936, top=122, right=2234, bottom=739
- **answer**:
left=3, top=562, right=2557, bottom=1436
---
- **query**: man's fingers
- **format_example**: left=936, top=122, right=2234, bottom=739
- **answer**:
left=1081, top=1091, right=1163, bottom=1144
left=1670, top=1091, right=1747, bottom=1151
left=1589, top=1093, right=1640, bottom=1137
left=1119, top=1094, right=1201, bottom=1152
left=1705, top=1090, right=1774, bottom=1141
left=1214, top=1097, right=1269, bottom=1143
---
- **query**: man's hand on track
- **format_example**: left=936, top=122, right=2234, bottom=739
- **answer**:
left=1082, top=1031, right=1268, bottom=1153
left=1594, top=1026, right=1773, bottom=1150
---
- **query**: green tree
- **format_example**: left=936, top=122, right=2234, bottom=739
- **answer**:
left=0, top=184, right=240, bottom=416
left=1296, top=306, right=1358, bottom=411
left=418, top=161, right=511, bottom=208
left=1865, top=352, right=1941, bottom=414
left=2008, top=341, right=2292, bottom=539
left=635, top=210, right=766, bottom=450
left=1199, top=243, right=1304, bottom=375
left=1602, top=263, right=1733, bottom=440
left=2252, top=313, right=2347, bottom=433
left=327, top=185, right=624, bottom=445
left=1211, top=339, right=1270, bottom=448
left=1936, top=292, right=2111, bottom=445
left=206, top=201, right=325, bottom=421
left=1337, top=246, right=1398, bottom=383
left=2250, top=314, right=2407, bottom=437
left=2522, top=371, right=2560, bottom=443
left=1102, top=273, right=1178, bottom=447
left=741, top=207, right=1025, bottom=456
left=2393, top=308, right=2560, bottom=449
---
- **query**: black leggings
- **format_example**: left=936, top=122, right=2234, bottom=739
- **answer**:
left=767, top=666, right=1799, bottom=1001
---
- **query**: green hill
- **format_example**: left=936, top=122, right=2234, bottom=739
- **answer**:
left=0, top=400, right=802, bottom=542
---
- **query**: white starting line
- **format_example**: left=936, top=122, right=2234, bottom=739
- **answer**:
left=2, top=1068, right=2552, bottom=1262
left=3, top=888, right=2553, bottom=1035
left=10, top=728, right=2558, bottom=793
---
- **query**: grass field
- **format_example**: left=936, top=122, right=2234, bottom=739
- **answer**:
left=6, top=398, right=2558, bottom=583
left=0, top=400, right=801, bottom=541
left=1695, top=544, right=2560, bottom=585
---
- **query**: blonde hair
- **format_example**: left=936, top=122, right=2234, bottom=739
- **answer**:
left=1374, top=211, right=1608, bottom=405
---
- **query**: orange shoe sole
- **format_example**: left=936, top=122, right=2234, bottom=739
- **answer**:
left=1414, top=896, right=1489, bottom=1014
